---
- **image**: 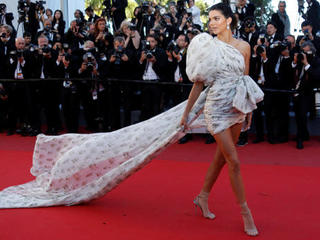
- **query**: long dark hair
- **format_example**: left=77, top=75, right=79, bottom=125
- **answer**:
left=52, top=10, right=64, bottom=24
left=209, top=3, right=238, bottom=30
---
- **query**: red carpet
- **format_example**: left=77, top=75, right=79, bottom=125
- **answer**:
left=0, top=134, right=320, bottom=240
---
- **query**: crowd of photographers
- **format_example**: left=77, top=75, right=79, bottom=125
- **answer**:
left=0, top=0, right=320, bottom=149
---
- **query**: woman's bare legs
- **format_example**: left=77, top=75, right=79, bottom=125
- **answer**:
left=197, top=123, right=258, bottom=236
left=194, top=124, right=240, bottom=220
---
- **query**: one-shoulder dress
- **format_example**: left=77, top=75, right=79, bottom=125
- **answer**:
left=0, top=33, right=264, bottom=208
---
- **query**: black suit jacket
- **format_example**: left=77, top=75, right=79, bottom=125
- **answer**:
left=139, top=47, right=169, bottom=82
left=271, top=13, right=285, bottom=39
left=306, top=0, right=320, bottom=32
left=167, top=49, right=189, bottom=83
left=88, top=15, right=100, bottom=24
left=112, top=0, right=128, bottom=29
left=236, top=3, right=255, bottom=23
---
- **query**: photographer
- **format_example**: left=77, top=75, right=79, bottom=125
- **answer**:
left=177, top=11, right=194, bottom=36
left=74, top=9, right=86, bottom=27
left=292, top=41, right=320, bottom=149
left=32, top=34, right=60, bottom=135
left=120, top=20, right=141, bottom=51
left=139, top=34, right=168, bottom=120
left=259, top=36, right=293, bottom=144
left=90, top=18, right=113, bottom=52
left=297, top=21, right=320, bottom=56
left=20, top=0, right=40, bottom=42
left=85, top=6, right=100, bottom=24
left=303, top=0, right=320, bottom=33
left=0, top=3, right=15, bottom=33
left=110, top=0, right=128, bottom=30
left=5, top=37, right=32, bottom=135
left=139, top=1, right=155, bottom=39
left=35, top=19, right=59, bottom=44
left=235, top=0, right=255, bottom=25
left=77, top=40, right=100, bottom=132
left=54, top=43, right=80, bottom=133
left=0, top=24, right=15, bottom=79
left=271, top=1, right=290, bottom=39
left=168, top=2, right=178, bottom=25
left=240, top=16, right=259, bottom=49
left=64, top=20, right=86, bottom=51
left=187, top=0, right=203, bottom=30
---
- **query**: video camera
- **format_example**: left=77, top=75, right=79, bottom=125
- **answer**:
left=17, top=0, right=28, bottom=23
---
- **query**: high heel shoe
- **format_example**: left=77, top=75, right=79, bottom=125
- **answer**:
left=193, top=192, right=215, bottom=220
left=240, top=202, right=259, bottom=236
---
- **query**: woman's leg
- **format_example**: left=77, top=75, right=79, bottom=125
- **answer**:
left=195, top=123, right=242, bottom=219
left=213, top=123, right=258, bottom=236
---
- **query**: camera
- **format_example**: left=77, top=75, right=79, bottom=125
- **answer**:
left=42, top=44, right=51, bottom=54
left=256, top=33, right=266, bottom=55
left=142, top=40, right=154, bottom=59
left=187, top=28, right=199, bottom=36
left=83, top=52, right=95, bottom=71
left=35, top=1, right=46, bottom=11
left=167, top=40, right=180, bottom=55
left=141, top=1, right=150, bottom=15
left=114, top=46, right=124, bottom=65
left=129, top=23, right=137, bottom=31
left=186, top=11, right=193, bottom=24
left=270, top=39, right=291, bottom=52
left=0, top=32, right=6, bottom=38
left=9, top=49, right=24, bottom=59
left=297, top=50, right=313, bottom=65
left=17, top=0, right=28, bottom=23
left=63, top=52, right=72, bottom=62
left=244, top=18, right=255, bottom=29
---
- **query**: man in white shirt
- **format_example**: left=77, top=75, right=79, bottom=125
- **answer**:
left=187, top=0, right=203, bottom=30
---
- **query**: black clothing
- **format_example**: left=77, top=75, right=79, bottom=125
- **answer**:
left=112, top=0, right=128, bottom=30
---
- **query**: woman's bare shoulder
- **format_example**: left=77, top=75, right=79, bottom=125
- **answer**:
left=233, top=39, right=250, bottom=57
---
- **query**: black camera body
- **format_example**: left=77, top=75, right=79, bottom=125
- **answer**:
left=167, top=40, right=180, bottom=55
left=9, top=49, right=24, bottom=59
left=270, top=39, right=291, bottom=52
left=129, top=23, right=137, bottom=31
left=0, top=32, right=6, bottom=38
left=142, top=40, right=154, bottom=59
left=256, top=33, right=267, bottom=55
left=17, top=0, right=28, bottom=23
left=42, top=44, right=51, bottom=54
left=114, top=46, right=124, bottom=65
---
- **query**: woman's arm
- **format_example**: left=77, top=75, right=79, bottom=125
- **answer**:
left=243, top=41, right=251, bottom=75
left=180, top=81, right=204, bottom=128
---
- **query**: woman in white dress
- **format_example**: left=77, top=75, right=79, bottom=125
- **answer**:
left=0, top=3, right=263, bottom=237
left=180, top=3, right=259, bottom=236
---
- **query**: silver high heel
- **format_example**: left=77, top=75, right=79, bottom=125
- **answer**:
left=193, top=195, right=215, bottom=220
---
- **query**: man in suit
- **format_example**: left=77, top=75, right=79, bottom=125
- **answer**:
left=304, top=0, right=320, bottom=33
left=111, top=0, right=128, bottom=31
left=0, top=4, right=15, bottom=34
left=271, top=1, right=290, bottom=38
left=5, top=37, right=33, bottom=135
left=85, top=6, right=100, bottom=24
left=139, top=34, right=168, bottom=121
left=292, top=41, right=320, bottom=149
left=235, top=0, right=255, bottom=25
left=297, top=21, right=320, bottom=56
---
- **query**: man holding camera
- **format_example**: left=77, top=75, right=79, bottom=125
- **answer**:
left=64, top=20, right=86, bottom=51
left=297, top=21, right=320, bottom=57
left=139, top=34, right=167, bottom=120
left=187, top=0, right=203, bottom=30
left=0, top=3, right=15, bottom=33
left=36, top=19, right=58, bottom=44
left=19, top=0, right=40, bottom=42
left=292, top=41, right=320, bottom=149
left=5, top=37, right=33, bottom=135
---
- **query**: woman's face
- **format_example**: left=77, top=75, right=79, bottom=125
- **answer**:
left=122, top=25, right=131, bottom=35
left=208, top=10, right=231, bottom=35
left=46, top=9, right=52, bottom=16
left=98, top=21, right=106, bottom=31
left=55, top=11, right=61, bottom=20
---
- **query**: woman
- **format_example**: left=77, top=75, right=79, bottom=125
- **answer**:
left=52, top=10, right=66, bottom=37
left=119, top=20, right=141, bottom=50
left=180, top=3, right=260, bottom=236
left=0, top=4, right=263, bottom=237
left=89, top=18, right=112, bottom=52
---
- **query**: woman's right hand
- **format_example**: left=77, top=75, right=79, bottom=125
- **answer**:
left=180, top=113, right=188, bottom=131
